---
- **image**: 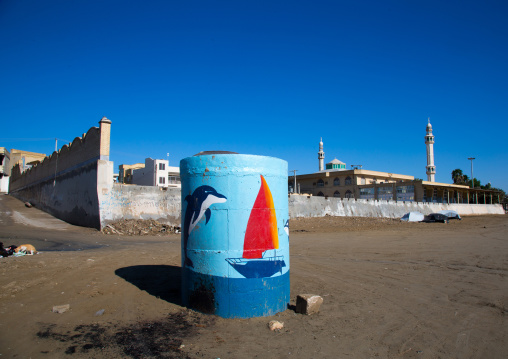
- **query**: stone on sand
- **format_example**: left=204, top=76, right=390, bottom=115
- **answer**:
left=295, top=294, right=323, bottom=315
left=52, top=304, right=70, bottom=314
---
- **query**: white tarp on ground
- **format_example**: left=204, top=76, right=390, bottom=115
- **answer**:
left=438, top=210, right=461, bottom=220
left=401, top=211, right=425, bottom=222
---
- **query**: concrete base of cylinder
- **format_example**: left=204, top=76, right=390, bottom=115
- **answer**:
left=182, top=268, right=290, bottom=318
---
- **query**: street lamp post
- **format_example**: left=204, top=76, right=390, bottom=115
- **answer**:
left=468, top=157, right=475, bottom=204
left=290, top=170, right=298, bottom=194
left=467, top=157, right=475, bottom=188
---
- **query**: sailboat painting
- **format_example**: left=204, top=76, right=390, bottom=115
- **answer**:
left=226, top=175, right=286, bottom=279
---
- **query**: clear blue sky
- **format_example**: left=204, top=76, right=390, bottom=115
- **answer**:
left=1, top=1, right=507, bottom=190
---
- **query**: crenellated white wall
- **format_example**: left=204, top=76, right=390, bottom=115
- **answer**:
left=289, top=194, right=505, bottom=218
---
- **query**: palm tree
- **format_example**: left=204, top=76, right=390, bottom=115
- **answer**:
left=452, top=169, right=463, bottom=184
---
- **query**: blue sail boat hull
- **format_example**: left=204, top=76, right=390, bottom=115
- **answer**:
left=226, top=256, right=286, bottom=278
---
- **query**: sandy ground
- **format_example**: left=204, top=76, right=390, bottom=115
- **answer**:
left=0, top=194, right=507, bottom=359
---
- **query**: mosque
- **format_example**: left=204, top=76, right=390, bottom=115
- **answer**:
left=290, top=120, right=501, bottom=204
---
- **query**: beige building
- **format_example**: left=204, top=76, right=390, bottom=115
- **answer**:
left=10, top=149, right=47, bottom=172
left=292, top=165, right=500, bottom=204
left=0, top=148, right=46, bottom=193
left=294, top=167, right=414, bottom=199
left=118, top=163, right=145, bottom=184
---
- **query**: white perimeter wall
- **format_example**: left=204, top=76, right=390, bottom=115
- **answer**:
left=99, top=183, right=181, bottom=227
left=289, top=194, right=505, bottom=218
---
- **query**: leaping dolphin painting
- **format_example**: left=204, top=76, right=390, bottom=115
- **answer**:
left=183, top=185, right=227, bottom=268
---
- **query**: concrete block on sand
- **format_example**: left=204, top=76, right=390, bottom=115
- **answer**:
left=296, top=294, right=323, bottom=315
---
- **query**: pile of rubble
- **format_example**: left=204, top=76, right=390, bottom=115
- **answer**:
left=102, top=219, right=181, bottom=236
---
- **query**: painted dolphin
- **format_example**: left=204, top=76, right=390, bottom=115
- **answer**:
left=183, top=185, right=227, bottom=268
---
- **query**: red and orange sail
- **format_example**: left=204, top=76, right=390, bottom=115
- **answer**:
left=243, top=175, right=278, bottom=259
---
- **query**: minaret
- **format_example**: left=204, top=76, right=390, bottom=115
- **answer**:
left=425, top=118, right=436, bottom=182
left=318, top=137, right=325, bottom=171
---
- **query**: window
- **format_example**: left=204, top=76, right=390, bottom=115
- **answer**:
left=361, top=177, right=366, bottom=185
left=345, top=190, right=354, bottom=198
left=168, top=175, right=181, bottom=184
left=317, top=191, right=324, bottom=196
left=159, top=163, right=165, bottom=170
left=377, top=186, right=393, bottom=200
left=333, top=177, right=340, bottom=186
left=159, top=176, right=165, bottom=184
left=333, top=191, right=341, bottom=198
left=317, top=179, right=324, bottom=187
left=432, top=188, right=441, bottom=203
left=359, top=187, right=375, bottom=199
left=345, top=176, right=352, bottom=185
left=396, top=185, right=414, bottom=194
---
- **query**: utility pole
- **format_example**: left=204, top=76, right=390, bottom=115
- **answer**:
left=290, top=170, right=298, bottom=194
left=55, top=138, right=58, bottom=152
left=468, top=157, right=475, bottom=188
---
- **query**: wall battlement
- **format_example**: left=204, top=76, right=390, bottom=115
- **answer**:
left=9, top=118, right=113, bottom=229
left=289, top=194, right=505, bottom=218
left=10, top=118, right=111, bottom=192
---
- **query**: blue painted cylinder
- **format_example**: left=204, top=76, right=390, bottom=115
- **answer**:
left=180, top=153, right=290, bottom=318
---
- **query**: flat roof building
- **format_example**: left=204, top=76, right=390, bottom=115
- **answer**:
left=120, top=158, right=181, bottom=188
left=0, top=148, right=46, bottom=193
left=118, top=163, right=145, bottom=184
left=10, top=149, right=46, bottom=172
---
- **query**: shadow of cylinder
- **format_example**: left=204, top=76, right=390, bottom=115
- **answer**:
left=115, top=265, right=182, bottom=305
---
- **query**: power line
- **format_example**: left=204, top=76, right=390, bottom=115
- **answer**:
left=0, top=137, right=71, bottom=143
left=0, top=138, right=55, bottom=142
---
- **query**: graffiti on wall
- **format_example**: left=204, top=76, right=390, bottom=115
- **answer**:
left=182, top=175, right=288, bottom=278
left=226, top=175, right=286, bottom=278
left=183, top=185, right=227, bottom=268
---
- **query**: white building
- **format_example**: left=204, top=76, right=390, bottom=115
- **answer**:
left=132, top=158, right=171, bottom=188
left=0, top=147, right=10, bottom=193
left=167, top=166, right=181, bottom=188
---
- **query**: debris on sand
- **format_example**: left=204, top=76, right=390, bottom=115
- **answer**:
left=37, top=310, right=212, bottom=358
left=101, top=219, right=179, bottom=236
left=52, top=304, right=70, bottom=314
left=268, top=320, right=284, bottom=331
left=24, top=202, right=32, bottom=208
